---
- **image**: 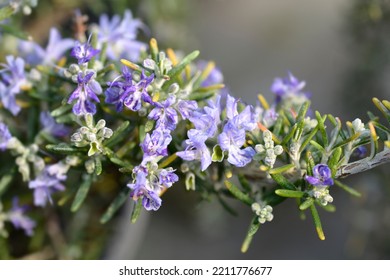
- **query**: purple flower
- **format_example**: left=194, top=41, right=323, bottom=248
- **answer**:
left=176, top=129, right=212, bottom=171
left=353, top=146, right=367, bottom=158
left=218, top=121, right=255, bottom=167
left=211, top=95, right=257, bottom=167
left=188, top=111, right=218, bottom=138
left=71, top=41, right=100, bottom=65
left=127, top=168, right=162, bottom=211
left=68, top=71, right=102, bottom=115
left=0, top=56, right=28, bottom=115
left=305, top=164, right=334, bottom=187
left=148, top=95, right=178, bottom=131
left=270, top=72, right=310, bottom=103
left=176, top=99, right=198, bottom=120
left=18, top=28, right=74, bottom=66
left=40, top=112, right=70, bottom=137
left=105, top=68, right=154, bottom=112
left=28, top=162, right=68, bottom=207
left=271, top=72, right=305, bottom=96
left=0, top=122, right=12, bottom=151
left=7, top=197, right=36, bottom=236
left=96, top=10, right=147, bottom=61
left=187, top=96, right=221, bottom=138
left=141, top=128, right=172, bottom=164
left=158, top=168, right=179, bottom=188
left=226, top=94, right=256, bottom=131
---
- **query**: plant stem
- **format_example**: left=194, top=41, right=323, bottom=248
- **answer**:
left=336, top=149, right=390, bottom=178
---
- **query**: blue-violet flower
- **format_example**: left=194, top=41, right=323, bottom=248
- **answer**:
left=68, top=71, right=102, bottom=115
left=305, top=164, right=334, bottom=187
left=7, top=197, right=36, bottom=236
left=0, top=122, right=12, bottom=151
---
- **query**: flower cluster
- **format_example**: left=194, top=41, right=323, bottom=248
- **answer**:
left=305, top=164, right=334, bottom=206
left=251, top=202, right=274, bottom=224
left=255, top=130, right=283, bottom=168
left=71, top=114, right=113, bottom=156
left=105, top=66, right=154, bottom=112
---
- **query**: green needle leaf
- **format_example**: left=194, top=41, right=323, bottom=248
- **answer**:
left=315, top=111, right=328, bottom=147
left=334, top=180, right=361, bottom=197
left=71, top=175, right=93, bottom=212
left=270, top=173, right=296, bottom=190
left=275, top=189, right=304, bottom=198
left=0, top=169, right=15, bottom=198
left=269, top=163, right=295, bottom=175
left=167, top=50, right=200, bottom=78
left=100, top=187, right=131, bottom=224
left=328, top=147, right=342, bottom=177
left=105, top=121, right=130, bottom=148
left=131, top=201, right=143, bottom=224
left=224, top=180, right=253, bottom=206
left=241, top=216, right=260, bottom=253
left=310, top=204, right=325, bottom=240
left=46, top=143, right=85, bottom=154
left=299, top=198, right=314, bottom=210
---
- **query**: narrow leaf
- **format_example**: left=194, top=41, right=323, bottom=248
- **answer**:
left=105, top=121, right=130, bottom=147
left=0, top=24, right=30, bottom=40
left=71, top=175, right=93, bottom=212
left=107, top=153, right=131, bottom=168
left=51, top=105, right=72, bottom=117
left=372, top=97, right=390, bottom=123
left=224, top=180, right=253, bottom=206
left=299, top=126, right=319, bottom=153
left=167, top=50, right=200, bottom=78
left=315, top=111, right=328, bottom=147
left=299, top=198, right=314, bottom=210
left=310, top=204, right=325, bottom=240
left=131, top=200, right=143, bottom=223
left=328, top=147, right=342, bottom=177
left=241, top=216, right=260, bottom=253
left=46, top=143, right=84, bottom=154
left=100, top=187, right=131, bottom=224
left=306, top=151, right=315, bottom=176
left=281, top=124, right=297, bottom=145
left=0, top=172, right=14, bottom=197
left=216, top=195, right=238, bottom=216
left=297, top=101, right=311, bottom=121
left=159, top=154, right=178, bottom=169
left=238, top=174, right=252, bottom=193
left=316, top=202, right=336, bottom=212
left=334, top=180, right=361, bottom=197
left=150, top=38, right=159, bottom=61
left=189, top=92, right=215, bottom=101
left=269, top=163, right=295, bottom=175
left=275, top=189, right=304, bottom=198
left=95, top=157, right=102, bottom=176
left=309, top=140, right=325, bottom=153
left=270, top=173, right=295, bottom=190
left=333, top=132, right=361, bottom=149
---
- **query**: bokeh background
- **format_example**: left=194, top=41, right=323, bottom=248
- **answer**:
left=5, top=0, right=390, bottom=259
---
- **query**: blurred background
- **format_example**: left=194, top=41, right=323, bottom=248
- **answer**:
left=5, top=0, right=390, bottom=259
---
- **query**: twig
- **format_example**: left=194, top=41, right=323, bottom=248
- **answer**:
left=336, top=149, right=390, bottom=178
